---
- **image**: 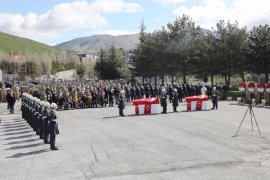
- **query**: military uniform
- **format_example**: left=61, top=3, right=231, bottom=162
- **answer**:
left=49, top=104, right=59, bottom=150
left=43, top=104, right=50, bottom=144
left=172, top=91, right=179, bottom=112
left=161, top=90, right=167, bottom=114
left=118, top=95, right=125, bottom=116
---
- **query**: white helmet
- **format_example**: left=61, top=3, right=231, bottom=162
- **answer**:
left=40, top=101, right=45, bottom=106
left=50, top=103, right=57, bottom=109
left=45, top=102, right=50, bottom=108
left=36, top=99, right=41, bottom=103
left=120, top=89, right=125, bottom=95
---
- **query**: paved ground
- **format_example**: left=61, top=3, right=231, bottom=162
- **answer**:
left=1, top=101, right=270, bottom=180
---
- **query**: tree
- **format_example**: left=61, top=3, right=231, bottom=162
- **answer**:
left=249, top=25, right=270, bottom=83
left=213, top=20, right=248, bottom=86
left=231, top=27, right=250, bottom=82
left=166, top=14, right=201, bottom=83
left=191, top=32, right=214, bottom=83
left=95, top=47, right=131, bottom=80
left=84, top=60, right=96, bottom=80
left=76, top=63, right=86, bottom=80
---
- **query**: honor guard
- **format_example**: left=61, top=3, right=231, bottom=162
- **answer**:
left=118, top=90, right=125, bottom=116
left=30, top=98, right=38, bottom=130
left=49, top=103, right=59, bottom=150
left=39, top=101, right=45, bottom=139
left=33, top=98, right=41, bottom=134
left=172, top=88, right=179, bottom=112
left=43, top=102, right=50, bottom=144
left=21, top=93, right=26, bottom=120
left=161, top=88, right=167, bottom=114
left=27, top=95, right=33, bottom=126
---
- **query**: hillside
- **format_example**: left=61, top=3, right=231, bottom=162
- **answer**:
left=56, top=34, right=140, bottom=52
left=0, top=31, right=63, bottom=55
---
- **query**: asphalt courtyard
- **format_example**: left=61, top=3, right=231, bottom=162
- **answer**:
left=1, top=100, right=270, bottom=180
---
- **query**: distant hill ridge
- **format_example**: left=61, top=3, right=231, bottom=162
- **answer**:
left=56, top=34, right=140, bottom=53
left=0, top=31, right=62, bottom=55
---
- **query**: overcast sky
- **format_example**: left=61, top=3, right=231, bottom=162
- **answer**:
left=0, top=0, right=269, bottom=45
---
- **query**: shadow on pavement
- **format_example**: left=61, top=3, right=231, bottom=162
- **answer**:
left=3, top=134, right=34, bottom=140
left=6, top=149, right=49, bottom=158
left=2, top=130, right=33, bottom=136
left=4, top=138, right=40, bottom=145
left=5, top=143, right=43, bottom=150
left=1, top=122, right=26, bottom=126
left=102, top=115, right=120, bottom=119
left=1, top=127, right=30, bottom=132
left=0, top=124, right=28, bottom=129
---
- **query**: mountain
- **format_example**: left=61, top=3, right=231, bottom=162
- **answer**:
left=0, top=31, right=62, bottom=55
left=56, top=34, right=140, bottom=53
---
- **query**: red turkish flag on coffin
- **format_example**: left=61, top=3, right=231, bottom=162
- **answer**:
left=133, top=98, right=159, bottom=115
left=187, top=101, right=191, bottom=110
left=135, top=105, right=139, bottom=115
left=196, top=101, right=202, bottom=110
left=144, top=104, right=151, bottom=114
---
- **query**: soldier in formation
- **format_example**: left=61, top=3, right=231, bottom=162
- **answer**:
left=21, top=93, right=59, bottom=150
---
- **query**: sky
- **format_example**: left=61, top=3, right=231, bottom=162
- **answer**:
left=0, top=0, right=269, bottom=45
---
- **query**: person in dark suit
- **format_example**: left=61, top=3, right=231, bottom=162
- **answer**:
left=172, top=89, right=179, bottom=112
left=6, top=89, right=16, bottom=114
left=118, top=91, right=125, bottom=116
left=211, top=87, right=218, bottom=110
left=161, top=88, right=167, bottom=114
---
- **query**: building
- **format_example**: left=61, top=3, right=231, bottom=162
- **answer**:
left=76, top=52, right=98, bottom=63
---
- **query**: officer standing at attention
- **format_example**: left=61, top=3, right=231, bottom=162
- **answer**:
left=39, top=101, right=45, bottom=139
left=21, top=93, right=26, bottom=120
left=161, top=88, right=167, bottom=114
left=172, top=88, right=179, bottom=112
left=211, top=87, right=218, bottom=110
left=49, top=103, right=59, bottom=150
left=118, top=90, right=125, bottom=117
left=43, top=102, right=50, bottom=144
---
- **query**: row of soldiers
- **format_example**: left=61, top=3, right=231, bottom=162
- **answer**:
left=26, top=82, right=220, bottom=110
left=21, top=93, right=59, bottom=150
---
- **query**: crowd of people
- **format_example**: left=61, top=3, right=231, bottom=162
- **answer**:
left=17, top=80, right=225, bottom=111
left=1, top=80, right=228, bottom=114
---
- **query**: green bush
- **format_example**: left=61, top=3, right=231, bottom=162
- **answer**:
left=226, top=91, right=245, bottom=97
